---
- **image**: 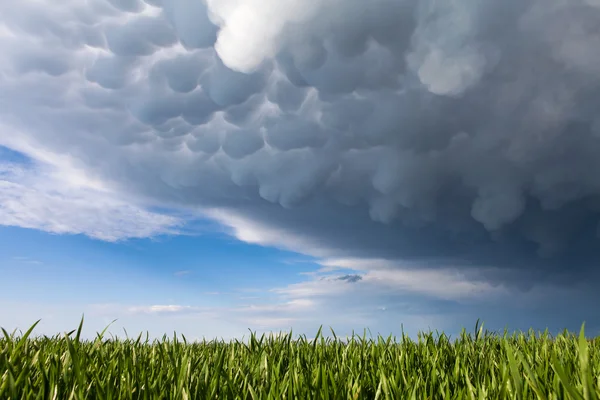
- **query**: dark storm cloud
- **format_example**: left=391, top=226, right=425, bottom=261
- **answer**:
left=2, top=0, right=600, bottom=292
left=336, top=275, right=363, bottom=283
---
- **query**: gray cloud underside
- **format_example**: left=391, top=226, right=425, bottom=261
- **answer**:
left=2, top=0, right=600, bottom=290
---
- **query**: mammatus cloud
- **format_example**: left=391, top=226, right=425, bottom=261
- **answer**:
left=1, top=0, right=600, bottom=320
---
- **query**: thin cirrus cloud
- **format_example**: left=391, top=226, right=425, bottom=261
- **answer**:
left=1, top=0, right=600, bottom=333
left=0, top=149, right=182, bottom=241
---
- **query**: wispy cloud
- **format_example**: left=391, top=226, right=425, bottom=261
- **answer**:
left=206, top=209, right=333, bottom=258
left=11, top=256, right=43, bottom=265
left=0, top=152, right=183, bottom=241
left=127, top=305, right=200, bottom=314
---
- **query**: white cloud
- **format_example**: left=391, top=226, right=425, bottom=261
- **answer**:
left=241, top=298, right=316, bottom=313
left=206, top=0, right=325, bottom=72
left=206, top=208, right=333, bottom=257
left=11, top=256, right=43, bottom=265
left=314, top=257, right=509, bottom=301
left=362, top=268, right=507, bottom=301
left=127, top=305, right=196, bottom=314
left=238, top=317, right=297, bottom=329
left=0, top=151, right=182, bottom=241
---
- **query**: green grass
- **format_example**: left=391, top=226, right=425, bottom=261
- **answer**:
left=1, top=319, right=599, bottom=399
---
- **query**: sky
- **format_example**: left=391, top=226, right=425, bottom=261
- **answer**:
left=1, top=0, right=600, bottom=341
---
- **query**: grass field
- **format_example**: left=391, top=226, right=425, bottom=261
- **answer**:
left=1, top=320, right=599, bottom=399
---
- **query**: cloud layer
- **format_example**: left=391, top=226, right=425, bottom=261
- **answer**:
left=1, top=0, right=600, bottom=301
left=0, top=154, right=182, bottom=241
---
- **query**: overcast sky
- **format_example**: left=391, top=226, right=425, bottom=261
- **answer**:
left=1, top=0, right=600, bottom=340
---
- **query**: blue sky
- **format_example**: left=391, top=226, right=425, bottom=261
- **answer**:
left=0, top=170, right=328, bottom=339
left=2, top=0, right=600, bottom=341
left=0, top=222, right=322, bottom=339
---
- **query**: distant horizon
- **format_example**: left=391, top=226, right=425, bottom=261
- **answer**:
left=3, top=317, right=596, bottom=345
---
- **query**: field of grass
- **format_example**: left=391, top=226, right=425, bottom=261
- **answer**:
left=1, top=320, right=599, bottom=399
